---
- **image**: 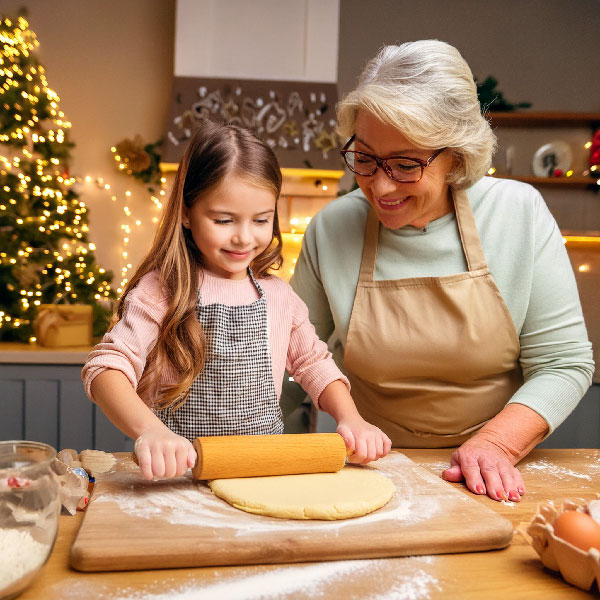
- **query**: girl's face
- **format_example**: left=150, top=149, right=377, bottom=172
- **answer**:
left=353, top=110, right=455, bottom=230
left=183, top=176, right=276, bottom=280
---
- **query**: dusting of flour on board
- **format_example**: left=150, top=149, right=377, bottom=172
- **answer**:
left=92, top=453, right=441, bottom=535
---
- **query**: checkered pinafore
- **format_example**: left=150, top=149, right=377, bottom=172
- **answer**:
left=155, top=270, right=284, bottom=439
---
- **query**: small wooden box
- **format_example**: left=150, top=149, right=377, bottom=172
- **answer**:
left=34, top=304, right=93, bottom=347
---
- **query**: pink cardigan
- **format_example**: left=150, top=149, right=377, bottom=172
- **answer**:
left=82, top=269, right=349, bottom=407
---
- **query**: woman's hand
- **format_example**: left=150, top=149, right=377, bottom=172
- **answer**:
left=336, top=417, right=392, bottom=464
left=134, top=425, right=197, bottom=480
left=441, top=433, right=524, bottom=502
left=441, top=404, right=548, bottom=502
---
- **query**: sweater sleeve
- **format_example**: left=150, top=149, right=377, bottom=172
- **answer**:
left=508, top=193, right=594, bottom=431
left=81, top=276, right=168, bottom=401
left=285, top=285, right=350, bottom=407
left=290, top=221, right=337, bottom=343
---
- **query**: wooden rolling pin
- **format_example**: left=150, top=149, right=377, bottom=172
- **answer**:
left=192, top=433, right=348, bottom=479
left=133, top=433, right=348, bottom=479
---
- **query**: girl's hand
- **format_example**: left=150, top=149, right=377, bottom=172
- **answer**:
left=134, top=425, right=197, bottom=480
left=336, top=418, right=392, bottom=464
left=441, top=433, right=525, bottom=502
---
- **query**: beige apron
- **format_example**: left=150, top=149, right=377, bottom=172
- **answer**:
left=343, top=189, right=523, bottom=448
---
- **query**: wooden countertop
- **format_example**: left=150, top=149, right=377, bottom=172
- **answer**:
left=19, top=448, right=600, bottom=599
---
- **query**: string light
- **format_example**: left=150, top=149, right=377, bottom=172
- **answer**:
left=80, top=172, right=165, bottom=293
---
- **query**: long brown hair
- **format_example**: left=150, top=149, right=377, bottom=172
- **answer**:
left=113, top=121, right=283, bottom=410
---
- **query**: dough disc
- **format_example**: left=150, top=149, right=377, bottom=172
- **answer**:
left=208, top=466, right=395, bottom=520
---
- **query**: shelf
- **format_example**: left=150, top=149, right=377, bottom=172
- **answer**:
left=492, top=174, right=600, bottom=188
left=0, top=342, right=92, bottom=364
left=488, top=111, right=600, bottom=128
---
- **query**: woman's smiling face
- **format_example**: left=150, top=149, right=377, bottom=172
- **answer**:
left=353, top=111, right=455, bottom=230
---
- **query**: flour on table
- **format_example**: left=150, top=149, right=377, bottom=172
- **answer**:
left=49, top=556, right=440, bottom=600
left=522, top=459, right=595, bottom=481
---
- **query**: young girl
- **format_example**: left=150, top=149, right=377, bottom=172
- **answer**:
left=82, top=121, right=391, bottom=480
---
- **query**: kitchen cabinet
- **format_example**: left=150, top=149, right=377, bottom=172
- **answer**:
left=0, top=345, right=133, bottom=451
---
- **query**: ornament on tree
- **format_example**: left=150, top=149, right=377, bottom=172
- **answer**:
left=0, top=13, right=116, bottom=343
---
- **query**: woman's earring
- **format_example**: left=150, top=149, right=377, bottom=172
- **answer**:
left=183, top=221, right=190, bottom=228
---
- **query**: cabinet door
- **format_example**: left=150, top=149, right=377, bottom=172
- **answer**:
left=0, top=364, right=133, bottom=452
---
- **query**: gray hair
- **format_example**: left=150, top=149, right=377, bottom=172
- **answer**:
left=336, top=40, right=496, bottom=189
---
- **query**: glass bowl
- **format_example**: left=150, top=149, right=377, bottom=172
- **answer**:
left=0, top=441, right=61, bottom=600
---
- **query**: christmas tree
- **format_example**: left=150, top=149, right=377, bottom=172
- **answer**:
left=0, top=13, right=115, bottom=343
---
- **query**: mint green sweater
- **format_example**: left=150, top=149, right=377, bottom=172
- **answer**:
left=290, top=176, right=594, bottom=432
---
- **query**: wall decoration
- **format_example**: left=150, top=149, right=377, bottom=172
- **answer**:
left=111, top=135, right=163, bottom=193
left=163, top=77, right=341, bottom=169
left=532, top=141, right=573, bottom=177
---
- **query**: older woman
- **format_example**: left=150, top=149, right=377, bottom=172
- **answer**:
left=289, top=40, right=594, bottom=502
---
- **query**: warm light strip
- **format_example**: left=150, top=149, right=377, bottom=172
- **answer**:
left=280, top=168, right=345, bottom=180
left=563, top=236, right=600, bottom=243
left=159, top=162, right=345, bottom=180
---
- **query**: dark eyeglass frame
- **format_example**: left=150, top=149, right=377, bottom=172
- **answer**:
left=340, top=135, right=446, bottom=183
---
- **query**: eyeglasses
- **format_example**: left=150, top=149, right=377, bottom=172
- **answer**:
left=341, top=135, right=446, bottom=183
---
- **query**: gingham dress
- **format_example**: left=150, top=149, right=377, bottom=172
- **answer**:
left=155, top=270, right=284, bottom=439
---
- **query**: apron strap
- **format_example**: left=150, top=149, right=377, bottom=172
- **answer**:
left=453, top=189, right=487, bottom=272
left=358, top=208, right=381, bottom=282
left=358, top=188, right=488, bottom=281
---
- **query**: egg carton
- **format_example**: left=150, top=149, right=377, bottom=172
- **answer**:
left=519, top=497, right=600, bottom=591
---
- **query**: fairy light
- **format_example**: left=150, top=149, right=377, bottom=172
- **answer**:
left=81, top=168, right=166, bottom=292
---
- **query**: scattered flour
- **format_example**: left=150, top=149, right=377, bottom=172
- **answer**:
left=0, top=528, right=50, bottom=593
left=51, top=556, right=440, bottom=600
left=421, top=462, right=451, bottom=474
left=522, top=459, right=595, bottom=481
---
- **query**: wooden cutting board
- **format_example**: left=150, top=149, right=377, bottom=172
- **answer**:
left=70, top=451, right=513, bottom=571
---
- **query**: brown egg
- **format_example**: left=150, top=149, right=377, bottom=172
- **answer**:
left=553, top=510, right=600, bottom=552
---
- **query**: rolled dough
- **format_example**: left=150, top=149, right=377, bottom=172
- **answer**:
left=208, top=466, right=395, bottom=520
left=79, top=449, right=116, bottom=477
